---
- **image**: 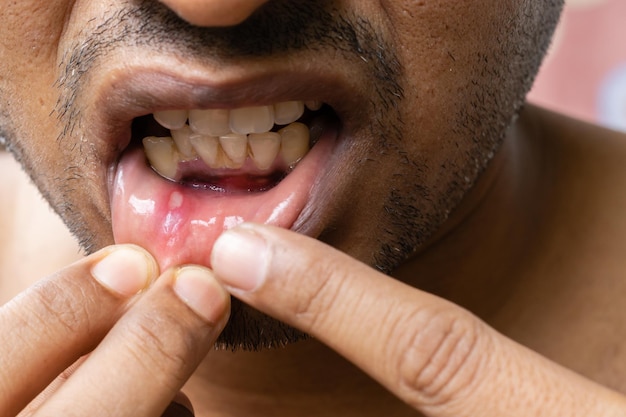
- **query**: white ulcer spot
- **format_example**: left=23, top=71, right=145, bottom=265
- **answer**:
left=169, top=191, right=184, bottom=210
left=224, top=215, right=244, bottom=229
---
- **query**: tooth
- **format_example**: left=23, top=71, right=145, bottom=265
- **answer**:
left=153, top=110, right=188, bottom=130
left=171, top=125, right=197, bottom=160
left=189, top=109, right=231, bottom=136
left=230, top=106, right=274, bottom=135
left=219, top=133, right=248, bottom=168
left=249, top=132, right=281, bottom=170
left=143, top=136, right=179, bottom=180
left=189, top=134, right=220, bottom=168
left=279, top=122, right=310, bottom=167
left=305, top=101, right=322, bottom=111
left=274, top=101, right=305, bottom=125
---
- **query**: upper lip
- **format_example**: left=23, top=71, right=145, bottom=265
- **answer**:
left=89, top=53, right=365, bottom=169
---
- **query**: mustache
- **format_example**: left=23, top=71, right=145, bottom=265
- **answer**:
left=130, top=0, right=354, bottom=58
left=63, top=0, right=402, bottom=64
left=54, top=0, right=403, bottom=139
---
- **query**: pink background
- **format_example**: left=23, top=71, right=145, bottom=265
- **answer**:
left=528, top=0, right=626, bottom=132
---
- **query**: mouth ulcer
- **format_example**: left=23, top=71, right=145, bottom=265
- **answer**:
left=133, top=100, right=327, bottom=193
left=113, top=93, right=339, bottom=271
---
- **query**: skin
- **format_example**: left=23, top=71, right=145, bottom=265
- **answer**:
left=3, top=0, right=626, bottom=416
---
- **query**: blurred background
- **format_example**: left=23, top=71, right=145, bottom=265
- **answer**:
left=528, top=0, right=626, bottom=132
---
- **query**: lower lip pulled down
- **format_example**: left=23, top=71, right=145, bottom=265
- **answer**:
left=110, top=127, right=337, bottom=271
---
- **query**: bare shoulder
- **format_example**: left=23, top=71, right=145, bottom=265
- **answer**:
left=525, top=104, right=626, bottom=158
left=519, top=105, right=626, bottom=205
left=501, top=105, right=626, bottom=390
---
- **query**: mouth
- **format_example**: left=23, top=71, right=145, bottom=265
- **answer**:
left=103, top=68, right=350, bottom=270
left=137, top=100, right=329, bottom=192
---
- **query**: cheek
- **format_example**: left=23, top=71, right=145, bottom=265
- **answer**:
left=0, top=1, right=69, bottom=150
left=0, top=1, right=68, bottom=57
left=378, top=0, right=529, bottom=194
left=385, top=0, right=521, bottom=132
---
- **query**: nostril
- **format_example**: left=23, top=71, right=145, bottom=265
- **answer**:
left=158, top=0, right=270, bottom=27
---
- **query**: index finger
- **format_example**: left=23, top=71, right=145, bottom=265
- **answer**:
left=0, top=245, right=157, bottom=417
left=211, top=224, right=626, bottom=417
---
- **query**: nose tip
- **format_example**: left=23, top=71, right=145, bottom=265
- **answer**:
left=159, top=0, right=270, bottom=27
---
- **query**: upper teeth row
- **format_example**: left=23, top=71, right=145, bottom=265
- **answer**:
left=154, top=100, right=322, bottom=136
left=143, top=100, right=322, bottom=181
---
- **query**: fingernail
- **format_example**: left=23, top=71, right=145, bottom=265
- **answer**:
left=173, top=266, right=229, bottom=324
left=91, top=245, right=157, bottom=297
left=211, top=226, right=268, bottom=292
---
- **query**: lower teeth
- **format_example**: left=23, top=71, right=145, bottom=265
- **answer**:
left=143, top=121, right=311, bottom=182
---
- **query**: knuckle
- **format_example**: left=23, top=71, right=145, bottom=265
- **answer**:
left=6, top=266, right=115, bottom=344
left=392, top=307, right=488, bottom=410
left=121, top=311, right=201, bottom=388
left=25, top=279, right=92, bottom=337
left=290, top=257, right=346, bottom=331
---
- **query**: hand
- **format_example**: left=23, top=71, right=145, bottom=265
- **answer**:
left=1, top=245, right=230, bottom=417
left=211, top=224, right=626, bottom=417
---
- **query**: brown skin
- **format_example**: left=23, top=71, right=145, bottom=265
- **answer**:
left=2, top=0, right=561, bottom=347
left=1, top=0, right=556, bottom=264
left=4, top=0, right=626, bottom=416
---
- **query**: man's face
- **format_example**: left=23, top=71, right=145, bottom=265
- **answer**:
left=0, top=0, right=560, bottom=347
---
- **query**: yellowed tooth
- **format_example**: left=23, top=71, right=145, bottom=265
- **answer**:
left=171, top=125, right=197, bottom=160
left=142, top=136, right=179, bottom=180
left=230, top=106, right=275, bottom=135
left=304, top=101, right=322, bottom=111
left=249, top=132, right=281, bottom=170
left=153, top=110, right=188, bottom=130
left=189, top=109, right=231, bottom=136
left=219, top=133, right=248, bottom=168
left=274, top=101, right=305, bottom=125
left=189, top=134, right=220, bottom=168
left=279, top=122, right=310, bottom=167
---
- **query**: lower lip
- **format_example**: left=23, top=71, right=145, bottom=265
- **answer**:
left=110, top=128, right=337, bottom=271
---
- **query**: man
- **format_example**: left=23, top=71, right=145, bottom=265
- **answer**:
left=2, top=0, right=626, bottom=415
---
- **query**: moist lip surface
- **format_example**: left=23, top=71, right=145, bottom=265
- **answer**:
left=111, top=116, right=337, bottom=271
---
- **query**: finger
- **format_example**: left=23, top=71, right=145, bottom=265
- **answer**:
left=34, top=266, right=230, bottom=417
left=211, top=224, right=626, bottom=417
left=0, top=245, right=157, bottom=417
left=17, top=357, right=87, bottom=417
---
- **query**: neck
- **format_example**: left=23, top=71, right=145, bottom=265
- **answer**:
left=398, top=105, right=626, bottom=391
left=185, top=340, right=416, bottom=416
left=393, top=105, right=552, bottom=320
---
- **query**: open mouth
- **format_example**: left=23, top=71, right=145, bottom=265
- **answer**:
left=110, top=90, right=341, bottom=270
left=135, top=100, right=328, bottom=193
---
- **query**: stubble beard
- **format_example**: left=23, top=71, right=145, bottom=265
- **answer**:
left=3, top=0, right=562, bottom=350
